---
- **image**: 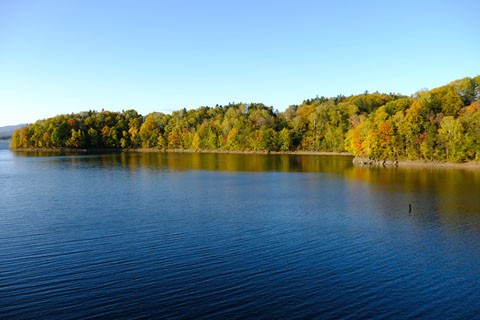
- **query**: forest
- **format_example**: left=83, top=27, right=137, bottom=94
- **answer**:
left=10, top=75, right=480, bottom=162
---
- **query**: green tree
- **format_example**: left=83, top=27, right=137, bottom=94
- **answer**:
left=66, top=129, right=85, bottom=148
left=87, top=128, right=99, bottom=147
left=51, top=121, right=69, bottom=147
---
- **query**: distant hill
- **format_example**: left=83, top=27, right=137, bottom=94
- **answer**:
left=0, top=124, right=27, bottom=139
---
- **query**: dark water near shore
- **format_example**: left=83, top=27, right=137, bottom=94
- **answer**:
left=1, top=142, right=480, bottom=319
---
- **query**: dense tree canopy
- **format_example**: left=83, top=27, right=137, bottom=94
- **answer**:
left=11, top=75, right=480, bottom=162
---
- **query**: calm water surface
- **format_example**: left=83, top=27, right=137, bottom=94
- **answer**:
left=1, top=142, right=480, bottom=319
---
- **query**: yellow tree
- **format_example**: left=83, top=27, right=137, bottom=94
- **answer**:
left=278, top=128, right=292, bottom=151
left=438, top=116, right=465, bottom=161
left=225, top=127, right=240, bottom=150
left=139, top=114, right=161, bottom=148
left=458, top=103, right=480, bottom=160
left=191, top=132, right=201, bottom=150
left=345, top=118, right=371, bottom=157
left=401, top=100, right=425, bottom=159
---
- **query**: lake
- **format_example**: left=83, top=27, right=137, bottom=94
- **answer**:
left=1, top=141, right=480, bottom=319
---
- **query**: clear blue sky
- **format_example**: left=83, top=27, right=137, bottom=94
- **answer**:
left=1, top=0, right=479, bottom=126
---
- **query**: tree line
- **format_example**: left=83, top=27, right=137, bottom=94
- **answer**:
left=11, top=75, right=480, bottom=162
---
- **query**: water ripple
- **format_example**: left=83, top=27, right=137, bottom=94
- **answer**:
left=1, top=153, right=480, bottom=319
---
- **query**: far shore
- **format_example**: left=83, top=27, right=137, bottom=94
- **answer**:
left=9, top=147, right=480, bottom=170
left=9, top=147, right=352, bottom=156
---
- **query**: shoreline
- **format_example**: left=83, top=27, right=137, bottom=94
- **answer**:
left=352, top=156, right=480, bottom=170
left=9, top=147, right=352, bottom=156
left=162, top=149, right=352, bottom=156
left=391, top=159, right=480, bottom=170
left=9, top=147, right=480, bottom=169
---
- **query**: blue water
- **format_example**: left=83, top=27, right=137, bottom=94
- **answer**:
left=1, top=146, right=480, bottom=319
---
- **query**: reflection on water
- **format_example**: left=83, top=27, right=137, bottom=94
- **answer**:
left=15, top=150, right=480, bottom=227
left=344, top=166, right=480, bottom=231
left=14, top=151, right=354, bottom=173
